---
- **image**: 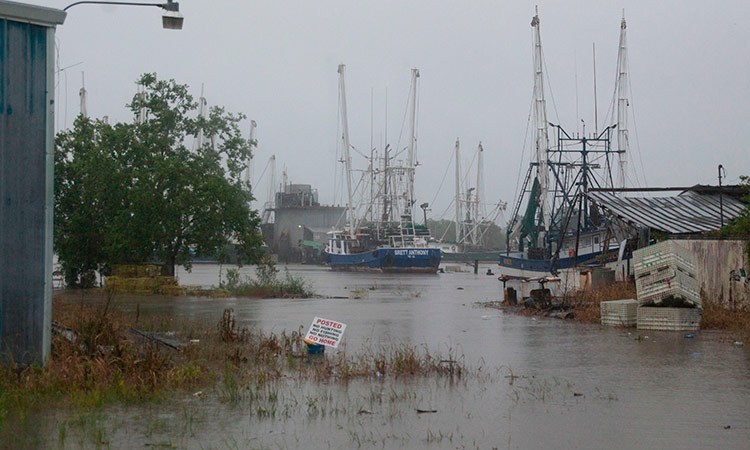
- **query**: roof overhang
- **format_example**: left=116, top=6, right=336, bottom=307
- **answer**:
left=0, top=1, right=66, bottom=27
left=587, top=190, right=745, bottom=234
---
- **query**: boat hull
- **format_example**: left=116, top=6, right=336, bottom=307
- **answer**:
left=326, top=248, right=441, bottom=274
left=497, top=249, right=619, bottom=277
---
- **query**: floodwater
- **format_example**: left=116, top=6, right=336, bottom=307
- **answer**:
left=58, top=264, right=750, bottom=449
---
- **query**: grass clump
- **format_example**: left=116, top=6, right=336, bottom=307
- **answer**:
left=701, top=300, right=750, bottom=340
left=562, top=281, right=637, bottom=324
left=221, top=259, right=314, bottom=298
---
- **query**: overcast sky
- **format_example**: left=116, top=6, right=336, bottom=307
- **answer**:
left=34, top=0, right=750, bottom=222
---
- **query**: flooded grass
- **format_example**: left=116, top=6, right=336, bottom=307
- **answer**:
left=563, top=282, right=637, bottom=324
left=0, top=294, right=473, bottom=447
left=701, top=300, right=750, bottom=340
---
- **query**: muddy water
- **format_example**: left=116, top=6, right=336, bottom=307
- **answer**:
left=65, top=264, right=750, bottom=449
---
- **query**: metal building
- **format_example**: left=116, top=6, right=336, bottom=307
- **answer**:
left=0, top=1, right=66, bottom=365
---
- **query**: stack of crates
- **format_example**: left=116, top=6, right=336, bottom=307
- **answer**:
left=600, top=299, right=638, bottom=327
left=633, top=241, right=700, bottom=308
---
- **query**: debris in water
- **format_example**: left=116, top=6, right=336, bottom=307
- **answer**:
left=457, top=287, right=464, bottom=290
left=573, top=392, right=584, bottom=397
left=724, top=425, right=731, bottom=430
left=416, top=409, right=438, bottom=414
left=358, top=409, right=373, bottom=415
left=684, top=334, right=695, bottom=339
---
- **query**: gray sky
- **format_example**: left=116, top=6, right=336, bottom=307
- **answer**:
left=37, top=0, right=750, bottom=222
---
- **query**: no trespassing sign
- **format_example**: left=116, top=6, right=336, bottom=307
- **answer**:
left=304, top=317, right=347, bottom=348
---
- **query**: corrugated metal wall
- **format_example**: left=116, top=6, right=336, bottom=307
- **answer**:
left=0, top=18, right=51, bottom=364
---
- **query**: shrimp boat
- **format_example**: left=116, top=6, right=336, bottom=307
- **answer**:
left=325, top=65, right=441, bottom=273
left=501, top=11, right=629, bottom=277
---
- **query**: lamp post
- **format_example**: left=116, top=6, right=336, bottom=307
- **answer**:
left=64, top=0, right=183, bottom=29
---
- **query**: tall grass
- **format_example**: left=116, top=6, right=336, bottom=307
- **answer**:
left=561, top=282, right=637, bottom=324
left=221, top=260, right=314, bottom=298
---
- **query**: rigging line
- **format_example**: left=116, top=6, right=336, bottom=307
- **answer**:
left=394, top=80, right=412, bottom=159
left=462, top=146, right=478, bottom=189
left=627, top=73, right=648, bottom=188
left=602, top=44, right=620, bottom=131
left=255, top=156, right=273, bottom=187
left=349, top=144, right=369, bottom=159
left=510, top=91, right=535, bottom=222
left=428, top=146, right=455, bottom=209
left=541, top=44, right=561, bottom=124
left=437, top=197, right=456, bottom=222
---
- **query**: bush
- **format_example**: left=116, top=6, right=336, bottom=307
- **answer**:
left=219, top=262, right=313, bottom=298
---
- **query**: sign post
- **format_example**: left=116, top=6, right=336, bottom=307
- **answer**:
left=304, top=317, right=347, bottom=349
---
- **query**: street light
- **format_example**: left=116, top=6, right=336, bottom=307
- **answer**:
left=64, top=0, right=183, bottom=30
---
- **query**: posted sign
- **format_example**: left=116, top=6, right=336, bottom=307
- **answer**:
left=304, top=317, right=347, bottom=348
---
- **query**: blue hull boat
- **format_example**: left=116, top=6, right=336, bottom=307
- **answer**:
left=326, top=247, right=441, bottom=273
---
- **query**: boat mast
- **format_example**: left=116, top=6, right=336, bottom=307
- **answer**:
left=244, top=120, right=257, bottom=189
left=454, top=138, right=462, bottom=244
left=473, top=142, right=484, bottom=245
left=406, top=68, right=420, bottom=221
left=195, top=83, right=206, bottom=149
left=616, top=13, right=629, bottom=189
left=337, top=64, right=356, bottom=238
left=531, top=10, right=551, bottom=246
left=79, top=72, right=87, bottom=118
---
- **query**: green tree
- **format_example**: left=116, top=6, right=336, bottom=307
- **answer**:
left=54, top=73, right=263, bottom=284
left=718, top=175, right=750, bottom=260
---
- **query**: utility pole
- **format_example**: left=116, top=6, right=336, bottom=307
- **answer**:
left=718, top=164, right=726, bottom=227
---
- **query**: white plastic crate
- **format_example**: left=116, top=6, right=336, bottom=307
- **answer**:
left=636, top=270, right=700, bottom=307
left=633, top=241, right=696, bottom=277
left=601, top=299, right=638, bottom=327
left=635, top=265, right=696, bottom=288
left=636, top=307, right=702, bottom=331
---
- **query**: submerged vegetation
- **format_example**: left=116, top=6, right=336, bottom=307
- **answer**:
left=220, top=259, right=315, bottom=298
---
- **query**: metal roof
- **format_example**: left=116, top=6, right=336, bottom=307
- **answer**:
left=0, top=1, right=66, bottom=26
left=587, top=190, right=746, bottom=234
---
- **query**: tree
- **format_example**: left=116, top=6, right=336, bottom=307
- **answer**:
left=718, top=175, right=750, bottom=261
left=55, top=73, right=264, bottom=284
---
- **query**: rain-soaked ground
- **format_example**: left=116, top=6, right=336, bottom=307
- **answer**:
left=54, top=263, right=750, bottom=449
